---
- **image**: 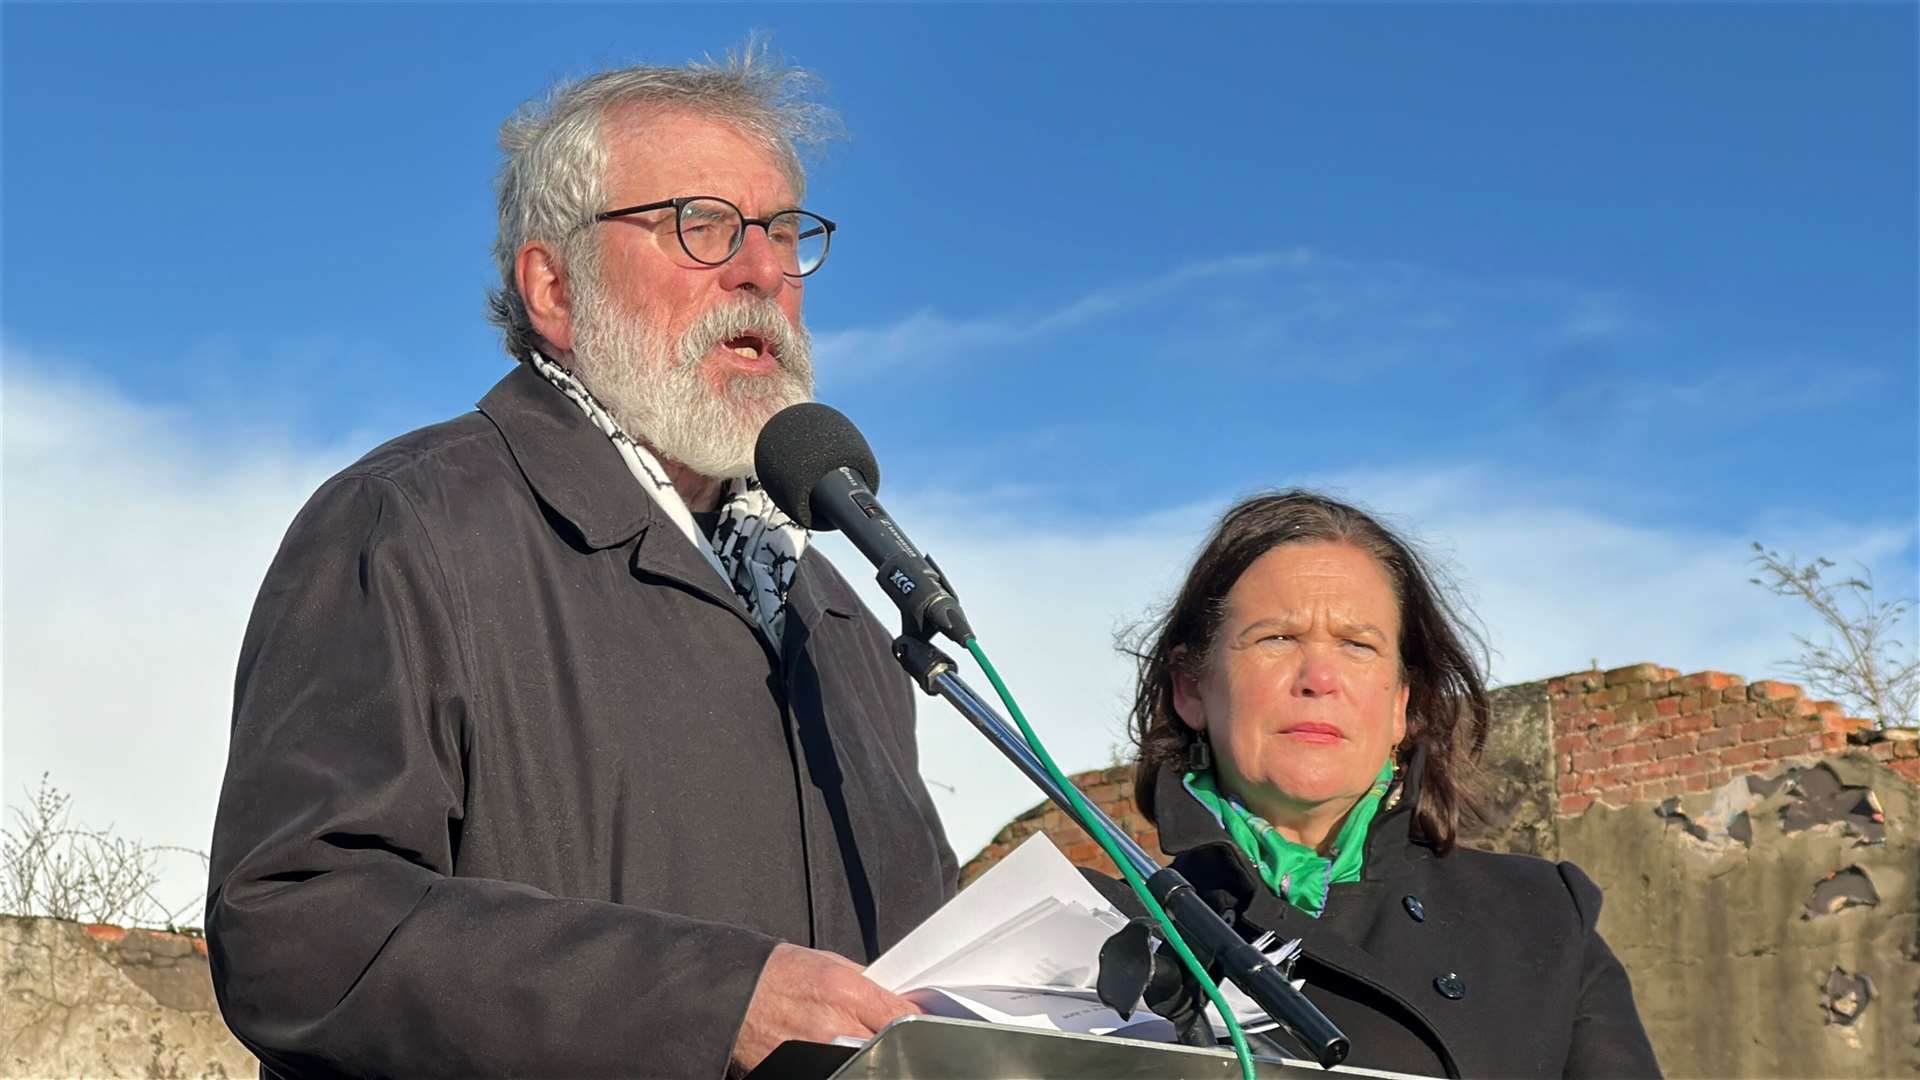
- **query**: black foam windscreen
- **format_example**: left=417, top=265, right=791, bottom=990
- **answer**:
left=753, top=402, right=881, bottom=530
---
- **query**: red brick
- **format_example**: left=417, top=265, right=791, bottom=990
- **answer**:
left=1683, top=771, right=1712, bottom=793
left=1640, top=718, right=1672, bottom=738
left=1820, top=731, right=1849, bottom=753
left=1671, top=712, right=1712, bottom=735
left=1707, top=767, right=1734, bottom=787
left=1597, top=785, right=1635, bottom=807
left=1894, top=740, right=1920, bottom=760
left=1596, top=724, right=1638, bottom=748
left=1559, top=793, right=1596, bottom=816
left=1809, top=700, right=1846, bottom=720
left=1613, top=744, right=1654, bottom=766
left=1765, top=734, right=1821, bottom=759
left=1870, top=741, right=1897, bottom=760
left=1678, top=692, right=1709, bottom=715
left=1721, top=744, right=1765, bottom=767
left=1709, top=703, right=1749, bottom=727
left=1720, top=687, right=1752, bottom=705
left=1677, top=752, right=1715, bottom=776
left=1635, top=758, right=1682, bottom=781
left=1557, top=772, right=1584, bottom=793
left=1892, top=759, right=1920, bottom=783
left=1696, top=728, right=1738, bottom=751
left=1589, top=708, right=1618, bottom=727
left=1740, top=719, right=1784, bottom=742
left=1654, top=696, right=1682, bottom=718
left=1606, top=662, right=1663, bottom=686
left=83, top=924, right=127, bottom=943
left=1546, top=678, right=1570, bottom=696
left=1626, top=682, right=1653, bottom=701
left=1678, top=671, right=1741, bottom=692
left=1748, top=680, right=1802, bottom=702
left=1654, top=778, right=1688, bottom=801
left=1778, top=714, right=1822, bottom=736
left=1556, top=733, right=1590, bottom=756
left=1571, top=749, right=1610, bottom=772
left=1063, top=841, right=1102, bottom=864
left=1653, top=734, right=1697, bottom=760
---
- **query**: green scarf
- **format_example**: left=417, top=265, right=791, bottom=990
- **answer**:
left=1182, top=759, right=1394, bottom=918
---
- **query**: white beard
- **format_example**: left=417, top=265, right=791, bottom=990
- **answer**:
left=568, top=282, right=814, bottom=479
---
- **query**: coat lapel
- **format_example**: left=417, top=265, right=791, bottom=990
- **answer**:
left=1153, top=751, right=1460, bottom=1076
left=477, top=363, right=765, bottom=635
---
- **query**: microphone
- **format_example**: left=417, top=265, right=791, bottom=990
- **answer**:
left=755, top=403, right=973, bottom=645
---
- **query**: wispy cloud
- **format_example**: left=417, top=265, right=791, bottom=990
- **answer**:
left=812, top=248, right=1318, bottom=386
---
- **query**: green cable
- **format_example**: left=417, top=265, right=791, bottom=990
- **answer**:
left=964, top=637, right=1259, bottom=1080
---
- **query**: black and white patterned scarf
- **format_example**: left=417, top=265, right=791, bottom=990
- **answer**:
left=530, top=352, right=809, bottom=650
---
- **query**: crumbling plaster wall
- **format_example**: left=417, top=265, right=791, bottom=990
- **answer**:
left=1563, top=753, right=1916, bottom=1078
left=1, top=915, right=253, bottom=1078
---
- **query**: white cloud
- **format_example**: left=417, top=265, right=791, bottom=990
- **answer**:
left=810, top=248, right=1318, bottom=387
left=2, top=356, right=359, bottom=921
left=823, top=470, right=1915, bottom=865
left=4, top=358, right=1910, bottom=915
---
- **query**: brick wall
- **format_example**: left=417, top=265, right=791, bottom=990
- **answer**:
left=1549, top=662, right=1913, bottom=816
left=959, top=764, right=1161, bottom=886
left=959, top=662, right=1918, bottom=881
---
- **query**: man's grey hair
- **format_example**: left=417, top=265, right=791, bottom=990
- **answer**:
left=487, top=40, right=839, bottom=361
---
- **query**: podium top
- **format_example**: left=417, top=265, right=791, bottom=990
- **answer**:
left=749, top=1015, right=1442, bottom=1080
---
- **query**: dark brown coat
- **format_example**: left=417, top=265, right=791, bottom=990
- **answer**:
left=207, top=364, right=957, bottom=1078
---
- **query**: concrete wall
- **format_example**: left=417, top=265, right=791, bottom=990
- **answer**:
left=1564, top=752, right=1916, bottom=1078
left=962, top=663, right=1920, bottom=1079
left=1, top=916, right=252, bottom=1078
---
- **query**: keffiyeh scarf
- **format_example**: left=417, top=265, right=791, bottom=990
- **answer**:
left=531, top=352, right=809, bottom=650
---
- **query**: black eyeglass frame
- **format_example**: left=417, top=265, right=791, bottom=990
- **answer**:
left=593, top=195, right=836, bottom=278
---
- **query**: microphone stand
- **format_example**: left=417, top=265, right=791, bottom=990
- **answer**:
left=890, top=633, right=1351, bottom=1069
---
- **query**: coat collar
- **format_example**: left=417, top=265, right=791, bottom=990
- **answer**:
left=478, top=362, right=654, bottom=551
left=1153, top=743, right=1435, bottom=910
left=477, top=362, right=864, bottom=637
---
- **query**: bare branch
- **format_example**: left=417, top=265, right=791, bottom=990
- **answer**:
left=1750, top=544, right=1920, bottom=728
left=1, top=774, right=209, bottom=929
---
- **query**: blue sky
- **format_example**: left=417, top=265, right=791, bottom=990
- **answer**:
left=4, top=4, right=1916, bottom=911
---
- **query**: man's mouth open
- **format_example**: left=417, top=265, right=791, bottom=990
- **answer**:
left=720, top=333, right=776, bottom=374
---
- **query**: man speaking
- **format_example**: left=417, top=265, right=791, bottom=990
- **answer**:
left=206, top=45, right=957, bottom=1078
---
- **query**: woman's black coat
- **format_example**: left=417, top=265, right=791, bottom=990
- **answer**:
left=1100, top=754, right=1661, bottom=1079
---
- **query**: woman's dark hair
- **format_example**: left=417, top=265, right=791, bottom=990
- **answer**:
left=1127, top=489, right=1491, bottom=854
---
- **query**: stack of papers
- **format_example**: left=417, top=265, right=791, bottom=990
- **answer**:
left=865, top=833, right=1293, bottom=1042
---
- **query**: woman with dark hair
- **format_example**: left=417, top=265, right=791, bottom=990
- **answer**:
left=1121, top=490, right=1659, bottom=1078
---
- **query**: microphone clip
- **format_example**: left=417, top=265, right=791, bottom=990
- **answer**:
left=880, top=551, right=973, bottom=646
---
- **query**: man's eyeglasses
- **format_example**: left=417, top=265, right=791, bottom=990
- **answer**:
left=594, top=195, right=835, bottom=278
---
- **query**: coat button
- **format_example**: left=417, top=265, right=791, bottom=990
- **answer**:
left=1434, top=973, right=1465, bottom=1000
left=1402, top=895, right=1425, bottom=922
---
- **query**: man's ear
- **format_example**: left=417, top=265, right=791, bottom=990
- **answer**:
left=1169, top=647, right=1208, bottom=733
left=516, top=242, right=576, bottom=354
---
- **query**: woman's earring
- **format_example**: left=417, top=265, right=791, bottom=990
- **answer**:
left=1188, top=736, right=1212, bottom=772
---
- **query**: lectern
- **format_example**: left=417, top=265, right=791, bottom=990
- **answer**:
left=747, top=1015, right=1434, bottom=1080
